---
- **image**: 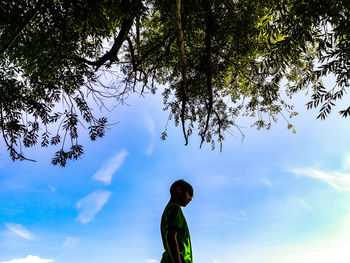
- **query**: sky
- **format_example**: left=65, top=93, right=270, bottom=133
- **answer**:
left=1, top=78, right=350, bottom=263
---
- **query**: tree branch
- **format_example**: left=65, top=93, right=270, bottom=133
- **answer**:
left=200, top=0, right=214, bottom=147
left=171, top=0, right=188, bottom=145
left=82, top=0, right=141, bottom=70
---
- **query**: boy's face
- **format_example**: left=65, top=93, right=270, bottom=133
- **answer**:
left=178, top=188, right=193, bottom=207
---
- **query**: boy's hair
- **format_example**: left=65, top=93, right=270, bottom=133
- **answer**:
left=170, top=180, right=193, bottom=197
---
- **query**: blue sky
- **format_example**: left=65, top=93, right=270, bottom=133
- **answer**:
left=1, top=82, right=350, bottom=263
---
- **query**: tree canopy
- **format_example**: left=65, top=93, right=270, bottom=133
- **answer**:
left=1, top=0, right=349, bottom=166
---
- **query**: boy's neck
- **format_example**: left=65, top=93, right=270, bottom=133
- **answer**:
left=169, top=197, right=181, bottom=206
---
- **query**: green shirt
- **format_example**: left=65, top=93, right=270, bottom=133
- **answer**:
left=160, top=202, right=193, bottom=263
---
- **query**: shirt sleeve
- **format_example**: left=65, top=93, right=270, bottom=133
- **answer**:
left=164, top=204, right=183, bottom=231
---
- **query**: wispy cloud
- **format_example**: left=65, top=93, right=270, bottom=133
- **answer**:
left=289, top=168, right=350, bottom=191
left=261, top=178, right=273, bottom=189
left=194, top=174, right=231, bottom=191
left=76, top=190, right=111, bottom=223
left=62, top=236, right=79, bottom=249
left=48, top=185, right=56, bottom=192
left=298, top=198, right=312, bottom=211
left=0, top=255, right=54, bottom=263
left=233, top=210, right=247, bottom=221
left=93, top=151, right=129, bottom=185
left=144, top=113, right=155, bottom=135
left=144, top=114, right=155, bottom=156
left=265, top=214, right=350, bottom=263
left=342, top=153, right=350, bottom=170
left=146, top=142, right=155, bottom=156
left=145, top=260, right=158, bottom=263
left=5, top=223, right=34, bottom=240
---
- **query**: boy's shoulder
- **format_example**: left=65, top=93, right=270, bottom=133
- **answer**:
left=163, top=202, right=181, bottom=212
left=166, top=202, right=180, bottom=209
left=162, top=202, right=182, bottom=219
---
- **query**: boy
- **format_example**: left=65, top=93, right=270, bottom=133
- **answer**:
left=160, top=180, right=194, bottom=263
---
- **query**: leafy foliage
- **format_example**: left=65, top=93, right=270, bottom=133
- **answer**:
left=1, top=0, right=350, bottom=165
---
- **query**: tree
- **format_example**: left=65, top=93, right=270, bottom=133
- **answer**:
left=1, top=0, right=349, bottom=166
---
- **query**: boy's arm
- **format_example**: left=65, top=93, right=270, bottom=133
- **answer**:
left=166, top=228, right=182, bottom=263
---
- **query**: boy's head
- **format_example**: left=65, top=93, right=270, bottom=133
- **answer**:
left=170, top=180, right=193, bottom=207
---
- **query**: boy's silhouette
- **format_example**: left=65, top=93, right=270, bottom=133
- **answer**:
left=160, top=180, right=193, bottom=263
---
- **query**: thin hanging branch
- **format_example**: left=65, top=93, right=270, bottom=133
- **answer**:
left=200, top=0, right=214, bottom=147
left=171, top=0, right=188, bottom=145
left=0, top=90, right=36, bottom=162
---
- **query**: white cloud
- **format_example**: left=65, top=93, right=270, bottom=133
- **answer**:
left=145, top=260, right=157, bottom=263
left=194, top=174, right=231, bottom=191
left=298, top=198, right=312, bottom=211
left=48, top=185, right=56, bottom=192
left=76, top=190, right=111, bottom=223
left=212, top=210, right=350, bottom=263
left=268, top=213, right=350, bottom=263
left=5, top=223, right=34, bottom=240
left=144, top=114, right=155, bottom=156
left=233, top=210, right=247, bottom=221
left=342, top=153, right=350, bottom=170
left=0, top=255, right=54, bottom=263
left=289, top=167, right=350, bottom=191
left=93, top=151, right=129, bottom=185
left=261, top=178, right=273, bottom=189
left=144, top=114, right=155, bottom=135
left=232, top=210, right=247, bottom=221
left=146, top=142, right=155, bottom=156
left=62, top=236, right=79, bottom=249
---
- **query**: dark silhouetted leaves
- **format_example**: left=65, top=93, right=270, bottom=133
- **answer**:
left=89, top=117, right=107, bottom=141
